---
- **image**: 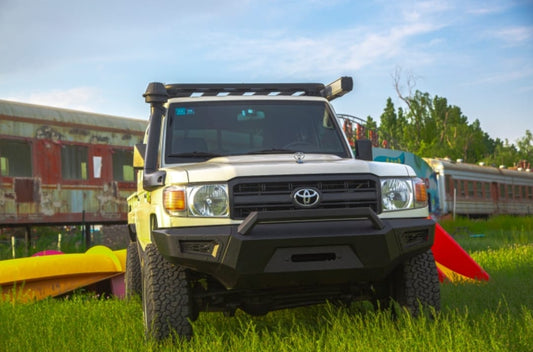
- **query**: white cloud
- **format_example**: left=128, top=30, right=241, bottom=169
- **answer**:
left=401, top=0, right=452, bottom=22
left=203, top=16, right=444, bottom=80
left=488, top=26, right=533, bottom=46
left=6, top=87, right=105, bottom=112
left=467, top=4, right=507, bottom=15
left=462, top=65, right=533, bottom=86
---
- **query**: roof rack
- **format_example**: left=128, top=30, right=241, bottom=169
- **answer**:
left=165, top=83, right=323, bottom=98
left=157, top=77, right=353, bottom=102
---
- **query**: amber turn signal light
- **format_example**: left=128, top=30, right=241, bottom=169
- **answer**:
left=163, top=186, right=186, bottom=213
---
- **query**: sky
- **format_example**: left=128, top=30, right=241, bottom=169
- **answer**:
left=1, top=0, right=532, bottom=144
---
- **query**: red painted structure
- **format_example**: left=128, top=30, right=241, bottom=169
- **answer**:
left=0, top=100, right=147, bottom=228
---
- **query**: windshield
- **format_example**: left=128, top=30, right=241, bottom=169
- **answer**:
left=164, top=100, right=349, bottom=164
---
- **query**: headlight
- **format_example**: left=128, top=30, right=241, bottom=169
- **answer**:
left=381, top=177, right=428, bottom=211
left=188, top=184, right=229, bottom=217
left=381, top=178, right=414, bottom=211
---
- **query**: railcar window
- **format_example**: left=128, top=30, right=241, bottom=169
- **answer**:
left=521, top=186, right=527, bottom=200
left=507, top=184, right=513, bottom=200
left=0, top=139, right=32, bottom=177
left=529, top=186, right=533, bottom=200
left=484, top=183, right=491, bottom=199
left=499, top=184, right=506, bottom=200
left=61, top=145, right=88, bottom=180
left=515, top=185, right=521, bottom=200
left=454, top=179, right=466, bottom=198
left=460, top=180, right=466, bottom=198
left=113, top=149, right=134, bottom=182
left=445, top=175, right=453, bottom=196
left=476, top=182, right=483, bottom=198
left=467, top=181, right=474, bottom=198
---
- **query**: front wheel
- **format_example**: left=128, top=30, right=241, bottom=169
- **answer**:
left=142, top=244, right=194, bottom=340
left=391, top=250, right=440, bottom=317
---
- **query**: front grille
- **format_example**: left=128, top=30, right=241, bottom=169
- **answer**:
left=229, top=174, right=380, bottom=219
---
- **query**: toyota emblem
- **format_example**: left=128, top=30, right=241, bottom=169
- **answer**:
left=294, top=152, right=305, bottom=164
left=292, top=187, right=320, bottom=208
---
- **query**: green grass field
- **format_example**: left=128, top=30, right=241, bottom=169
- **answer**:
left=1, top=216, right=532, bottom=352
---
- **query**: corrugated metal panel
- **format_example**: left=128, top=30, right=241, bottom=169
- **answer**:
left=0, top=99, right=147, bottom=133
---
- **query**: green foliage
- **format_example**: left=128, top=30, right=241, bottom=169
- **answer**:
left=1, top=217, right=531, bottom=351
left=482, top=139, right=519, bottom=168
left=516, top=130, right=533, bottom=161
left=481, top=132, right=532, bottom=169
left=377, top=90, right=532, bottom=167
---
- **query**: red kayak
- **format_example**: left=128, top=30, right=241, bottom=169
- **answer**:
left=431, top=222, right=490, bottom=282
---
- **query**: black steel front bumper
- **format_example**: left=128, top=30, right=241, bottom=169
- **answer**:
left=153, top=208, right=435, bottom=290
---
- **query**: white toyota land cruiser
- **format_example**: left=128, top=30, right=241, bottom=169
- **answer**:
left=126, top=77, right=440, bottom=340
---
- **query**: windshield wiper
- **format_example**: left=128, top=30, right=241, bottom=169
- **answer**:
left=168, top=152, right=222, bottom=158
left=246, top=149, right=296, bottom=154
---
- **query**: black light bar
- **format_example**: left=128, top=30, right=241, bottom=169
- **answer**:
left=159, top=76, right=353, bottom=101
left=321, top=77, right=353, bottom=101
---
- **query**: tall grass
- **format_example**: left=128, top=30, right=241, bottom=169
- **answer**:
left=0, top=227, right=86, bottom=260
left=1, top=216, right=532, bottom=351
left=0, top=225, right=126, bottom=260
left=439, top=215, right=533, bottom=252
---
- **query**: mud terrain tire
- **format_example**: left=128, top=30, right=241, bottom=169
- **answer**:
left=125, top=242, right=142, bottom=298
left=142, top=244, right=194, bottom=340
left=392, top=250, right=440, bottom=316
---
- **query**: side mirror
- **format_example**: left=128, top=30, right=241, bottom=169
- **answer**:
left=355, top=139, right=373, bottom=161
left=133, top=143, right=146, bottom=170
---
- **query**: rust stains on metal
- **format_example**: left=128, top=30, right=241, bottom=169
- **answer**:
left=0, top=99, right=147, bottom=227
left=69, top=127, right=90, bottom=136
left=35, top=126, right=63, bottom=141
left=14, top=178, right=41, bottom=203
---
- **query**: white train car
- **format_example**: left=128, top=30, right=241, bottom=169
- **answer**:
left=425, top=158, right=533, bottom=217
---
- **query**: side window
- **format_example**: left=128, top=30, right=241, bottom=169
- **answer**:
left=507, top=184, right=513, bottom=200
left=453, top=179, right=460, bottom=198
left=484, top=183, right=491, bottom=199
left=0, top=139, right=32, bottom=177
left=445, top=175, right=453, bottom=197
left=61, top=145, right=88, bottom=180
left=112, top=149, right=134, bottom=182
left=467, top=181, right=474, bottom=198
left=476, top=182, right=483, bottom=198
left=499, top=184, right=506, bottom=200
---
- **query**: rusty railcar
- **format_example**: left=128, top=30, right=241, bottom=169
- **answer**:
left=0, top=99, right=147, bottom=228
left=425, top=158, right=533, bottom=217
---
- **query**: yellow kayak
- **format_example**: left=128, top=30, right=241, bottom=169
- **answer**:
left=0, top=246, right=126, bottom=302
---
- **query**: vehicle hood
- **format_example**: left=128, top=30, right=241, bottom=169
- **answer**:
left=163, top=154, right=416, bottom=184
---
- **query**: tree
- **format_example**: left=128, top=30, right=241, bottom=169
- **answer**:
left=379, top=98, right=401, bottom=149
left=516, top=130, right=533, bottom=165
left=365, top=116, right=379, bottom=146
left=374, top=73, right=531, bottom=167
left=483, top=139, right=519, bottom=167
left=384, top=70, right=499, bottom=163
